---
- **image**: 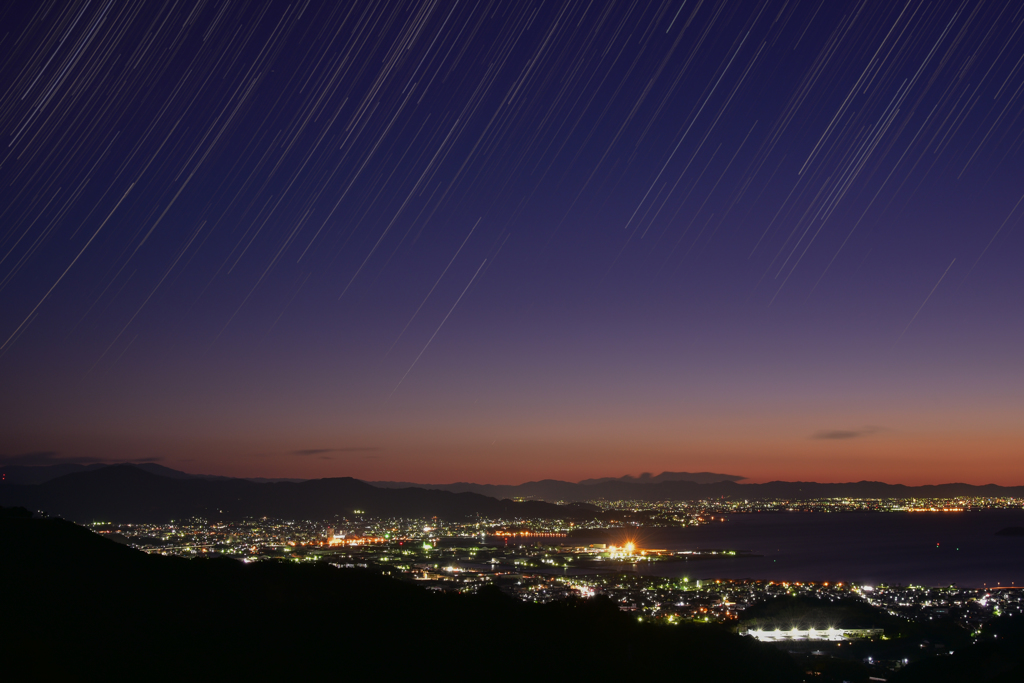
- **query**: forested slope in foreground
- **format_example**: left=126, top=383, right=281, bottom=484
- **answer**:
left=0, top=511, right=797, bottom=682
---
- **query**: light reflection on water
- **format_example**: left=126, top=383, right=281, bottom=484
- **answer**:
left=554, top=511, right=1024, bottom=587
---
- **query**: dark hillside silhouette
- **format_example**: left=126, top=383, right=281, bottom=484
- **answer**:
left=0, top=514, right=800, bottom=681
left=890, top=615, right=1024, bottom=683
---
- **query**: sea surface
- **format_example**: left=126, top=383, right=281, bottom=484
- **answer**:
left=571, top=511, right=1024, bottom=587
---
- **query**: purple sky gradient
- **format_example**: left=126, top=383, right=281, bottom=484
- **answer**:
left=1, top=1, right=1022, bottom=484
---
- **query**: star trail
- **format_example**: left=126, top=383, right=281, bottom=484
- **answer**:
left=1, top=1, right=1022, bottom=484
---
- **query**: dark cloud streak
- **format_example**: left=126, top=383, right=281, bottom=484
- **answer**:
left=0, top=452, right=163, bottom=466
left=291, top=448, right=380, bottom=456
left=812, top=428, right=885, bottom=441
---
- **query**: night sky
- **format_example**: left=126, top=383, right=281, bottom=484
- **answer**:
left=1, top=1, right=1022, bottom=484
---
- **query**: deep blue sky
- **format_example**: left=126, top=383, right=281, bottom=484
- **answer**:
left=1, top=1, right=1022, bottom=483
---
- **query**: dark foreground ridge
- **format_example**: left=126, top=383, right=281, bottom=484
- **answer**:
left=0, top=464, right=597, bottom=523
left=0, top=514, right=799, bottom=681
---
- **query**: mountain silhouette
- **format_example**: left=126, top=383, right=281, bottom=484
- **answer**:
left=0, top=464, right=596, bottom=522
left=4, top=465, right=1022, bottom=525
left=366, top=477, right=1023, bottom=502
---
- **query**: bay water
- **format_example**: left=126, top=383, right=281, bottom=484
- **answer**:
left=591, top=510, right=1024, bottom=587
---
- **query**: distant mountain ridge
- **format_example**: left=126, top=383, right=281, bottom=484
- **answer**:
left=366, top=476, right=1024, bottom=502
left=3, top=465, right=1022, bottom=524
left=0, top=465, right=595, bottom=523
left=1, top=463, right=743, bottom=488
left=366, top=470, right=745, bottom=498
left=578, top=471, right=744, bottom=485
